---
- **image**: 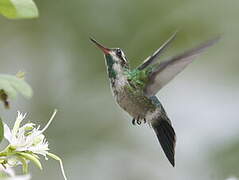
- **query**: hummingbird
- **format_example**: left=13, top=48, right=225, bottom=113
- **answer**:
left=90, top=32, right=219, bottom=167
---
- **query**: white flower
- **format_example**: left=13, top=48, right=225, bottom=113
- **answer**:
left=3, top=110, right=57, bottom=158
left=2, top=110, right=67, bottom=180
left=0, top=165, right=31, bottom=180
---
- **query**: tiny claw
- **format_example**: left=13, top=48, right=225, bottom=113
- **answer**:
left=137, top=119, right=141, bottom=125
left=143, top=118, right=146, bottom=123
left=132, top=118, right=136, bottom=125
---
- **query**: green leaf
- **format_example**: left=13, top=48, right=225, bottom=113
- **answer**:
left=0, top=74, right=33, bottom=98
left=17, top=152, right=42, bottom=170
left=0, top=80, right=17, bottom=99
left=17, top=156, right=29, bottom=174
left=0, top=74, right=33, bottom=108
left=0, top=0, right=39, bottom=19
left=0, top=118, right=3, bottom=143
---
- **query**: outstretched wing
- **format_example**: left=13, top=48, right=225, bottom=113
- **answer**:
left=144, top=37, right=220, bottom=97
left=137, top=31, right=177, bottom=70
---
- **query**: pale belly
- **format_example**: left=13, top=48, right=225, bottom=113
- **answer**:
left=114, top=86, right=156, bottom=119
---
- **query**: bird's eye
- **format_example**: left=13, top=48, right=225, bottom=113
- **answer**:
left=116, top=49, right=122, bottom=57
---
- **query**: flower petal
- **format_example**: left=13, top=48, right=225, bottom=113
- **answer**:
left=4, top=123, right=12, bottom=143
left=12, top=111, right=27, bottom=137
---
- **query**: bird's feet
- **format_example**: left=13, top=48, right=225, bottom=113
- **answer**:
left=132, top=117, right=147, bottom=126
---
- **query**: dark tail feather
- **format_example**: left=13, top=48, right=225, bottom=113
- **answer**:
left=152, top=119, right=176, bottom=167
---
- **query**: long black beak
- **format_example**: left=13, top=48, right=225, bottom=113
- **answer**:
left=90, top=37, right=111, bottom=54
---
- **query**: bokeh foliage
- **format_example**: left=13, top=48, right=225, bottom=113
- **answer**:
left=0, top=0, right=239, bottom=179
left=0, top=0, right=38, bottom=19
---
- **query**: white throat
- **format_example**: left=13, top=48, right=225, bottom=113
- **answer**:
left=114, top=63, right=127, bottom=90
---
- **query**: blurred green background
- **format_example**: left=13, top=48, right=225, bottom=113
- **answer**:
left=0, top=0, right=239, bottom=179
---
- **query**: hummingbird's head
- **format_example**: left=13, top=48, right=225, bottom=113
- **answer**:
left=90, top=38, right=129, bottom=69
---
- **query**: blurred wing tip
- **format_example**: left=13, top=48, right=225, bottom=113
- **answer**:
left=89, top=36, right=96, bottom=43
left=205, top=35, right=221, bottom=47
left=164, top=30, right=178, bottom=44
left=137, top=31, right=179, bottom=70
left=171, top=30, right=179, bottom=38
left=189, top=35, right=221, bottom=55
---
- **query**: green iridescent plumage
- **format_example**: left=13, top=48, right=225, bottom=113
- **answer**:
left=125, top=65, right=157, bottom=90
left=105, top=54, right=117, bottom=79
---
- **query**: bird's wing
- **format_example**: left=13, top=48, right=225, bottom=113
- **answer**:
left=137, top=31, right=177, bottom=70
left=144, top=37, right=220, bottom=97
